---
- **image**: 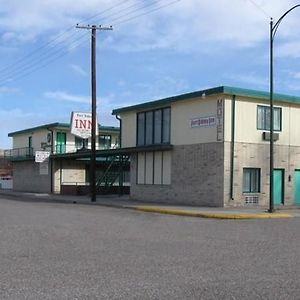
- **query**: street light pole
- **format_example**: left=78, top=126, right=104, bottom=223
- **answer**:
left=269, top=18, right=274, bottom=213
left=269, top=5, right=300, bottom=213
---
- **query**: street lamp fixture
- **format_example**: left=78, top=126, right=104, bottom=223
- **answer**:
left=269, top=5, right=300, bottom=212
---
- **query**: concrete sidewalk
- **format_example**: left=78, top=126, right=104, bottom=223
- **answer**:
left=0, top=189, right=298, bottom=219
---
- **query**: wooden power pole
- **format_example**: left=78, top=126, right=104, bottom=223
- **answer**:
left=76, top=24, right=113, bottom=202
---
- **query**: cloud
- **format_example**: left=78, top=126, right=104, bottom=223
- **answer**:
left=225, top=72, right=269, bottom=89
left=44, top=90, right=90, bottom=103
left=2, top=0, right=300, bottom=54
left=0, top=108, right=47, bottom=148
left=70, top=64, right=88, bottom=77
left=0, top=86, right=20, bottom=95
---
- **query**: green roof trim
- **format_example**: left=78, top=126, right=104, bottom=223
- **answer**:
left=8, top=122, right=119, bottom=137
left=112, top=85, right=300, bottom=114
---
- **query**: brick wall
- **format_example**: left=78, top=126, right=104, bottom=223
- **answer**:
left=130, top=143, right=224, bottom=206
left=224, top=141, right=300, bottom=206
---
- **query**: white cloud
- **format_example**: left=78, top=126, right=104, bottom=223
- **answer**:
left=225, top=72, right=269, bottom=89
left=2, top=0, right=300, bottom=54
left=0, top=86, right=20, bottom=95
left=70, top=64, right=88, bottom=77
left=44, top=91, right=90, bottom=103
left=0, top=108, right=47, bottom=149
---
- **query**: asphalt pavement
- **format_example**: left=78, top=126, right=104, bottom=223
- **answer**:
left=0, top=196, right=300, bottom=299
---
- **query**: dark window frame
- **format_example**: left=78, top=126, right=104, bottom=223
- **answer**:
left=243, top=168, right=261, bottom=193
left=257, top=105, right=282, bottom=131
left=99, top=134, right=112, bottom=149
left=136, top=107, right=171, bottom=146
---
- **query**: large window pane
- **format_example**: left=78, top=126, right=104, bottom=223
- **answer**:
left=154, top=110, right=162, bottom=144
left=145, top=111, right=153, bottom=145
left=243, top=168, right=260, bottom=193
left=274, top=108, right=281, bottom=131
left=137, top=113, right=145, bottom=146
left=137, top=107, right=170, bottom=146
left=162, top=108, right=170, bottom=143
left=257, top=106, right=281, bottom=131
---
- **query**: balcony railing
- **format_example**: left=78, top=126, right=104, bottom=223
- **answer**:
left=4, top=147, right=34, bottom=160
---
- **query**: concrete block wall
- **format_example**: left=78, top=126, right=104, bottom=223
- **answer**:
left=224, top=141, right=300, bottom=206
left=130, top=142, right=224, bottom=206
left=13, top=160, right=51, bottom=193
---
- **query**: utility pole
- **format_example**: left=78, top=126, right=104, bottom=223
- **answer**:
left=76, top=24, right=113, bottom=202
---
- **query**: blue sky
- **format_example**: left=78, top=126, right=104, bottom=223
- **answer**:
left=1, top=0, right=300, bottom=148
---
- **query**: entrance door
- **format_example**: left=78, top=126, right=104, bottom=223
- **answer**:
left=273, top=169, right=284, bottom=205
left=294, top=170, right=300, bottom=205
left=56, top=132, right=66, bottom=154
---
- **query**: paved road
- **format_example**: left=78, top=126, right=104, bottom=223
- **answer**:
left=1, top=196, right=300, bottom=300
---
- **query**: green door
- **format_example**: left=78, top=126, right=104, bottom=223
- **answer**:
left=294, top=170, right=300, bottom=205
left=56, top=132, right=66, bottom=154
left=273, top=169, right=284, bottom=205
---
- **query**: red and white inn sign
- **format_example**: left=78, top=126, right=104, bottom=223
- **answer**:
left=70, top=112, right=98, bottom=139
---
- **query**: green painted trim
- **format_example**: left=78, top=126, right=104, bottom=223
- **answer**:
left=51, top=144, right=173, bottom=160
left=8, top=122, right=69, bottom=137
left=8, top=122, right=119, bottom=137
left=112, top=85, right=300, bottom=115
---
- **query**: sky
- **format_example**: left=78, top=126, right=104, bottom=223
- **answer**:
left=1, top=0, right=300, bottom=148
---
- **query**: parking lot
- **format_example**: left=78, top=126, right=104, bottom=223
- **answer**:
left=1, top=196, right=300, bottom=299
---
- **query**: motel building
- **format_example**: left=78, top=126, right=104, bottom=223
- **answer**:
left=5, top=122, right=127, bottom=195
left=5, top=85, right=300, bottom=207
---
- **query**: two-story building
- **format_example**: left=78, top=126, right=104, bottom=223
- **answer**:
left=6, top=122, right=123, bottom=194
left=112, top=86, right=300, bottom=207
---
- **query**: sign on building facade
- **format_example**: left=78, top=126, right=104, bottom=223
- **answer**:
left=70, top=112, right=98, bottom=139
left=35, top=151, right=50, bottom=163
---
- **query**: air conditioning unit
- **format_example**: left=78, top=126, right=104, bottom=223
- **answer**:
left=262, top=132, right=279, bottom=141
left=245, top=196, right=259, bottom=205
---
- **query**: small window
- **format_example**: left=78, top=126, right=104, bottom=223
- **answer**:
left=257, top=105, right=281, bottom=131
left=75, top=137, right=88, bottom=150
left=243, top=168, right=260, bottom=193
left=99, top=135, right=111, bottom=149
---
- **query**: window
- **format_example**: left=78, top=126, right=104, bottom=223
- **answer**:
left=75, top=137, right=88, bottom=150
left=137, top=107, right=171, bottom=146
left=257, top=105, right=281, bottom=131
left=243, top=168, right=260, bottom=193
left=56, top=132, right=66, bottom=154
left=137, top=151, right=171, bottom=185
left=99, top=135, right=111, bottom=149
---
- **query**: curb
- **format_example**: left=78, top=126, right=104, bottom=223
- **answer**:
left=134, top=206, right=293, bottom=219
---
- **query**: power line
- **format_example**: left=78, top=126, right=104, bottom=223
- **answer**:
left=0, top=0, right=181, bottom=85
left=245, top=0, right=271, bottom=18
left=114, top=0, right=181, bottom=25
left=0, top=0, right=150, bottom=83
left=0, top=0, right=134, bottom=76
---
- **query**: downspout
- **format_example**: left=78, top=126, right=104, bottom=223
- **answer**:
left=115, top=115, right=123, bottom=196
left=115, top=115, right=122, bottom=148
left=47, top=128, right=54, bottom=193
left=230, top=95, right=236, bottom=200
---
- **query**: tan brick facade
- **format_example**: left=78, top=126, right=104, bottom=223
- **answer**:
left=130, top=143, right=224, bottom=206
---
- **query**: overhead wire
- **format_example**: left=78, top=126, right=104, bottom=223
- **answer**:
left=245, top=0, right=271, bottom=18
left=0, top=0, right=181, bottom=86
left=0, top=0, right=133, bottom=75
left=0, top=0, right=151, bottom=84
left=0, top=0, right=140, bottom=83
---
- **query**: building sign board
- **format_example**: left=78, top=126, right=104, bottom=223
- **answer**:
left=39, top=162, right=49, bottom=175
left=70, top=112, right=98, bottom=139
left=191, top=116, right=216, bottom=128
left=35, top=151, right=50, bottom=163
left=216, top=98, right=224, bottom=141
